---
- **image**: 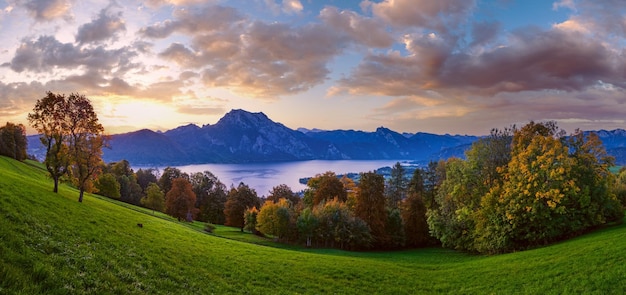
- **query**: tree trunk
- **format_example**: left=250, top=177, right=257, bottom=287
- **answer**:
left=53, top=178, right=59, bottom=193
left=78, top=189, right=84, bottom=203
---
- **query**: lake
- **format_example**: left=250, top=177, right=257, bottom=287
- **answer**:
left=170, top=160, right=404, bottom=196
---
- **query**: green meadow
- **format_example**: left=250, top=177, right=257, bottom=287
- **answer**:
left=1, top=155, right=625, bottom=294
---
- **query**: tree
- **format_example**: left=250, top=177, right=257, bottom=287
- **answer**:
left=95, top=173, right=121, bottom=199
left=190, top=171, right=228, bottom=224
left=306, top=171, right=347, bottom=207
left=355, top=171, right=388, bottom=248
left=28, top=92, right=70, bottom=193
left=567, top=130, right=623, bottom=224
left=0, top=122, right=27, bottom=161
left=473, top=122, right=622, bottom=253
left=65, top=93, right=106, bottom=203
left=296, top=207, right=318, bottom=247
left=141, top=183, right=165, bottom=214
left=256, top=199, right=291, bottom=240
left=244, top=207, right=259, bottom=233
left=158, top=167, right=188, bottom=194
left=136, top=168, right=158, bottom=193
left=426, top=158, right=480, bottom=251
left=224, top=182, right=260, bottom=231
left=386, top=162, right=407, bottom=209
left=312, top=198, right=371, bottom=250
left=267, top=184, right=300, bottom=206
left=402, top=169, right=430, bottom=247
left=423, top=160, right=446, bottom=210
left=165, top=178, right=197, bottom=221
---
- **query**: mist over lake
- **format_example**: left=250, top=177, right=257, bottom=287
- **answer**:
left=166, top=160, right=403, bottom=196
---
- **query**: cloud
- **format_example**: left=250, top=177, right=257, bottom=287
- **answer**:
left=17, top=0, right=73, bottom=21
left=142, top=4, right=346, bottom=98
left=143, top=0, right=211, bottom=8
left=263, top=0, right=303, bottom=15
left=139, top=5, right=244, bottom=39
left=319, top=6, right=393, bottom=48
left=553, top=0, right=576, bottom=11
left=9, top=35, right=138, bottom=73
left=333, top=26, right=625, bottom=98
left=282, top=0, right=303, bottom=14
left=76, top=9, right=126, bottom=44
left=361, top=0, right=476, bottom=33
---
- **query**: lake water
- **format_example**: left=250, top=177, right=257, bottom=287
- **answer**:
left=171, top=160, right=403, bottom=196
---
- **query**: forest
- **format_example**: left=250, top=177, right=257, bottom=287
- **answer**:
left=4, top=92, right=626, bottom=254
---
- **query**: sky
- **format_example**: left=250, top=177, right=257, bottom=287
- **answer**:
left=0, top=0, right=624, bottom=136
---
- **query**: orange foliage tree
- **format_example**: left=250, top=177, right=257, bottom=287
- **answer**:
left=165, top=178, right=198, bottom=221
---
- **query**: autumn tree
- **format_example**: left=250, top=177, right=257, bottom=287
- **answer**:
left=224, top=182, right=260, bottom=231
left=0, top=122, right=28, bottom=161
left=65, top=93, right=107, bottom=202
left=165, top=178, right=198, bottom=221
left=355, top=171, right=388, bottom=248
left=386, top=162, right=407, bottom=209
left=141, top=183, right=165, bottom=214
left=256, top=199, right=292, bottom=240
left=28, top=92, right=70, bottom=193
left=305, top=171, right=347, bottom=207
left=158, top=167, right=188, bottom=194
left=267, top=184, right=300, bottom=206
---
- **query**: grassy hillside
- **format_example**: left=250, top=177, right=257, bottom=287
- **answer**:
left=1, top=156, right=625, bottom=294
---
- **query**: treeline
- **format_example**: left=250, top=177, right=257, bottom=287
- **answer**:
left=0, top=122, right=28, bottom=161
left=232, top=121, right=626, bottom=253
left=18, top=93, right=626, bottom=254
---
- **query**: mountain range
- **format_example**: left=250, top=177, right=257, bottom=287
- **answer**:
left=27, top=109, right=626, bottom=166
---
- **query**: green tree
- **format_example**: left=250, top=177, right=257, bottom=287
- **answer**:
left=386, top=162, right=407, bottom=209
left=244, top=207, right=259, bottom=234
left=190, top=171, right=228, bottom=224
left=28, top=92, right=70, bottom=193
left=165, top=178, right=198, bottom=221
left=312, top=198, right=371, bottom=250
left=224, top=183, right=260, bottom=231
left=141, top=183, right=165, bottom=214
left=296, top=207, right=318, bottom=247
left=402, top=169, right=430, bottom=248
left=385, top=208, right=405, bottom=248
left=95, top=173, right=121, bottom=199
left=426, top=158, right=480, bottom=251
left=158, top=167, right=188, bottom=194
left=355, top=171, right=388, bottom=248
left=136, top=168, right=158, bottom=193
left=0, top=122, right=28, bottom=161
left=567, top=130, right=623, bottom=224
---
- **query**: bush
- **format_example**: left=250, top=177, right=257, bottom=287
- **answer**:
left=204, top=223, right=216, bottom=233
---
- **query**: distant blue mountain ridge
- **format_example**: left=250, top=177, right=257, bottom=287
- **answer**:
left=26, top=109, right=626, bottom=166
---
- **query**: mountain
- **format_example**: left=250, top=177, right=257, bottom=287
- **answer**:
left=104, top=129, right=192, bottom=165
left=26, top=109, right=626, bottom=166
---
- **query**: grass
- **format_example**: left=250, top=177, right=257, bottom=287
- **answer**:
left=1, top=155, right=626, bottom=294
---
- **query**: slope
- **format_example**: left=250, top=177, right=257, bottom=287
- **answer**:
left=1, top=156, right=625, bottom=294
